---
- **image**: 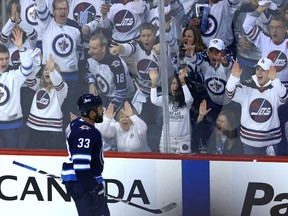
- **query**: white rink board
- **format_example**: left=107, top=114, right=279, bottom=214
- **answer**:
left=210, top=161, right=288, bottom=216
left=0, top=155, right=182, bottom=216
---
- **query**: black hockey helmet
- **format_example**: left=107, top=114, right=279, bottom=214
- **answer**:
left=77, top=94, right=102, bottom=117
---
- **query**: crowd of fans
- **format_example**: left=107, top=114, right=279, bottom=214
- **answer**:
left=0, top=0, right=287, bottom=156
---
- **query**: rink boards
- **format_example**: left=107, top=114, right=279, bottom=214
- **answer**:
left=0, top=153, right=288, bottom=216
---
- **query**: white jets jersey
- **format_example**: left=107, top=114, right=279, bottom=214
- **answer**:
left=226, top=74, right=288, bottom=147
left=87, top=52, right=134, bottom=108
left=0, top=48, right=33, bottom=124
left=150, top=85, right=193, bottom=137
left=100, top=0, right=149, bottom=43
left=0, top=19, right=37, bottom=66
left=27, top=69, right=68, bottom=132
left=68, top=0, right=101, bottom=28
left=122, top=40, right=174, bottom=95
left=35, top=0, right=81, bottom=73
left=101, top=115, right=151, bottom=152
left=243, top=14, right=288, bottom=87
left=20, top=0, right=50, bottom=40
left=187, top=51, right=234, bottom=105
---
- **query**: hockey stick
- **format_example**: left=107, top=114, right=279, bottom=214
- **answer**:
left=12, top=160, right=61, bottom=179
left=106, top=194, right=177, bottom=214
left=12, top=160, right=177, bottom=214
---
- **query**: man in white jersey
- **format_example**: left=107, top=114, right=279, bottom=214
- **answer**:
left=35, top=0, right=83, bottom=128
left=0, top=29, right=33, bottom=148
left=226, top=59, right=288, bottom=155
left=243, top=4, right=288, bottom=155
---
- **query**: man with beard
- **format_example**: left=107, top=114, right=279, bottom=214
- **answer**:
left=61, top=94, right=110, bottom=216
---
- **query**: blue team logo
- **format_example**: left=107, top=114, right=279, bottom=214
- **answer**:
left=0, top=84, right=10, bottom=106
left=114, top=10, right=135, bottom=33
left=36, top=90, right=50, bottom=109
left=95, top=74, right=109, bottom=95
left=73, top=2, right=96, bottom=25
left=52, top=34, right=74, bottom=57
left=137, top=59, right=159, bottom=80
left=205, top=77, right=226, bottom=95
left=129, top=133, right=134, bottom=139
left=249, top=98, right=272, bottom=123
left=267, top=51, right=287, bottom=72
left=11, top=50, right=20, bottom=66
left=201, top=15, right=217, bottom=37
left=25, top=3, right=38, bottom=26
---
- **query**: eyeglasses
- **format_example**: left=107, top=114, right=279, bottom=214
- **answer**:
left=54, top=7, right=68, bottom=11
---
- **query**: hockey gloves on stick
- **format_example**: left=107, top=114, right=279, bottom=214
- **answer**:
left=90, top=182, right=105, bottom=209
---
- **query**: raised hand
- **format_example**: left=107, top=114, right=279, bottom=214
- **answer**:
left=46, top=54, right=55, bottom=72
left=122, top=101, right=134, bottom=117
left=178, top=67, right=188, bottom=83
left=231, top=62, right=242, bottom=78
left=11, top=28, right=23, bottom=50
left=149, top=68, right=158, bottom=82
left=105, top=103, right=115, bottom=119
left=268, top=64, right=276, bottom=81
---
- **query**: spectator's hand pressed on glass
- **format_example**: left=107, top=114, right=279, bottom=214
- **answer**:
left=106, top=103, right=115, bottom=119
left=231, top=62, right=242, bottom=78
left=268, top=65, right=276, bottom=81
left=11, top=28, right=23, bottom=50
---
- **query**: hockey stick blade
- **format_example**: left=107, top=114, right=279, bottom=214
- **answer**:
left=13, top=161, right=61, bottom=179
left=107, top=194, right=177, bottom=214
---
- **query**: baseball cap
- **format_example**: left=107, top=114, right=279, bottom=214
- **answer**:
left=208, top=38, right=225, bottom=50
left=254, top=58, right=274, bottom=70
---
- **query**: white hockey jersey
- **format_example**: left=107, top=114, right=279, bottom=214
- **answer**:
left=243, top=14, right=288, bottom=87
left=187, top=51, right=234, bottom=105
left=87, top=51, right=135, bottom=108
left=0, top=48, right=33, bottom=126
left=27, top=69, right=68, bottom=132
left=226, top=74, right=288, bottom=147
left=99, top=0, right=149, bottom=43
left=35, top=0, right=81, bottom=73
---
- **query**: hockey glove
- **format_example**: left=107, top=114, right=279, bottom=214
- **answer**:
left=90, top=182, right=105, bottom=209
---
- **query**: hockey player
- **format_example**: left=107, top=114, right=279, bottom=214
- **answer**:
left=226, top=59, right=288, bottom=155
left=61, top=94, right=110, bottom=216
left=0, top=28, right=33, bottom=148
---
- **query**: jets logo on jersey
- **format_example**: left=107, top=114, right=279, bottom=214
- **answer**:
left=0, top=84, right=9, bottom=105
left=11, top=50, right=20, bottom=66
left=172, top=102, right=179, bottom=112
left=95, top=74, right=109, bottom=95
left=25, top=3, right=38, bottom=26
left=137, top=59, right=159, bottom=80
left=73, top=2, right=96, bottom=25
left=205, top=77, right=226, bottom=95
left=36, top=90, right=50, bottom=109
left=249, top=98, right=272, bottom=123
left=111, top=60, right=120, bottom=68
left=267, top=51, right=287, bottom=72
left=201, top=15, right=217, bottom=37
left=129, top=133, right=135, bottom=139
left=79, top=125, right=91, bottom=130
left=114, top=10, right=135, bottom=33
left=52, top=34, right=74, bottom=57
